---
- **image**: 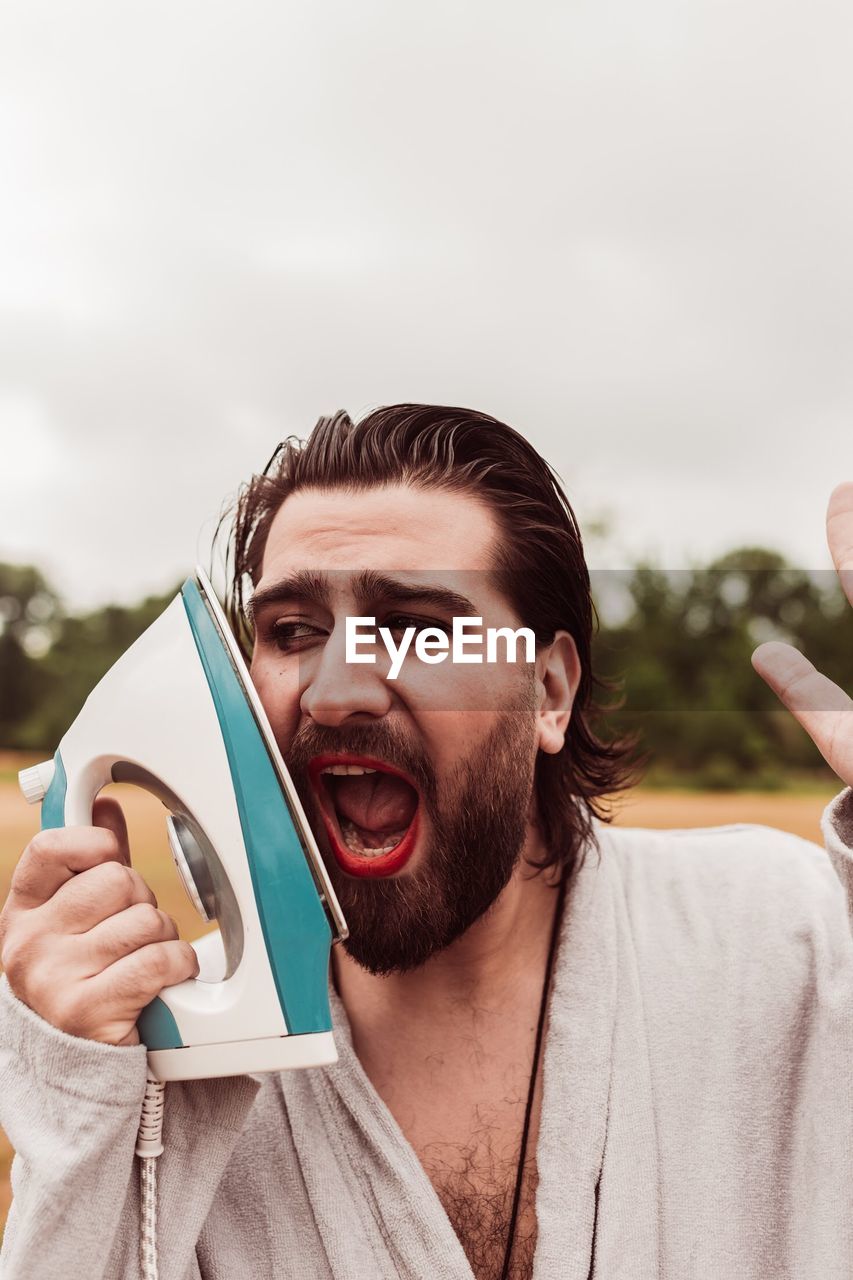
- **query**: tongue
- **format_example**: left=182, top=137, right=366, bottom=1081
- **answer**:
left=332, top=773, right=417, bottom=834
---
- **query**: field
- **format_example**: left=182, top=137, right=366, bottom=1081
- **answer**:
left=0, top=752, right=840, bottom=1238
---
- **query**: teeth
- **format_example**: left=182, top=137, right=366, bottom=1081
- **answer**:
left=320, top=764, right=378, bottom=776
left=340, top=820, right=403, bottom=858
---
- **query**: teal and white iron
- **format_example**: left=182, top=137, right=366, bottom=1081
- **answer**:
left=18, top=567, right=348, bottom=1082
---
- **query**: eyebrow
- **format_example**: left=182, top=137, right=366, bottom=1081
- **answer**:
left=246, top=570, right=330, bottom=623
left=246, top=568, right=476, bottom=624
left=356, top=570, right=476, bottom=616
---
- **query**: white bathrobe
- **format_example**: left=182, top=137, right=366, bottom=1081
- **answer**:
left=1, top=791, right=851, bottom=1279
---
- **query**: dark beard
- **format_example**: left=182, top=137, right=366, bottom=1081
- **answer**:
left=285, top=687, right=538, bottom=975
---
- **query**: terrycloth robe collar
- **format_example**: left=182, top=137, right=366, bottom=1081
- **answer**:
left=277, top=839, right=649, bottom=1279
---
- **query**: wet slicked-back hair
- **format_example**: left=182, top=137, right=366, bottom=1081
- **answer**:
left=224, top=404, right=638, bottom=877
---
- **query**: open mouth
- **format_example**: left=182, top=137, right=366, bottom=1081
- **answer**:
left=308, top=754, right=421, bottom=878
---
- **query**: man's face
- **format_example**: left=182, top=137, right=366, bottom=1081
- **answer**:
left=249, top=483, right=552, bottom=974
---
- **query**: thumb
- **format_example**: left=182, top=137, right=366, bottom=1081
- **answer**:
left=92, top=795, right=131, bottom=866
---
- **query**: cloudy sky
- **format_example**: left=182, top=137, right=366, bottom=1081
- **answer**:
left=1, top=0, right=851, bottom=611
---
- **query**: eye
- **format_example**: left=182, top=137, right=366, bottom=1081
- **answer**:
left=265, top=620, right=327, bottom=653
left=382, top=613, right=449, bottom=636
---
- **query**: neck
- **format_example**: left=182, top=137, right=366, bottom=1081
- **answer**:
left=331, top=828, right=563, bottom=1062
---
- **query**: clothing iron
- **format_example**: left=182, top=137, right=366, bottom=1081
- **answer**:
left=18, top=567, right=348, bottom=1082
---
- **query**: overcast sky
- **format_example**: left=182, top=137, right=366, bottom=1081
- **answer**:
left=1, top=0, right=851, bottom=612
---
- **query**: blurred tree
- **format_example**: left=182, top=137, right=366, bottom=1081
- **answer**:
left=0, top=564, right=61, bottom=746
left=19, top=588, right=180, bottom=749
left=591, top=547, right=841, bottom=786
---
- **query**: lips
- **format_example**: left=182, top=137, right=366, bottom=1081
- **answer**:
left=307, top=754, right=421, bottom=878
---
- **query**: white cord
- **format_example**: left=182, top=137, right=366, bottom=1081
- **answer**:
left=136, top=1076, right=166, bottom=1280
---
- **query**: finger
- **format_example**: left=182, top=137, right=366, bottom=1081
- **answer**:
left=78, top=902, right=179, bottom=974
left=40, top=859, right=158, bottom=933
left=92, top=797, right=131, bottom=866
left=752, top=641, right=853, bottom=781
left=7, top=826, right=129, bottom=911
left=92, top=938, right=200, bottom=1012
left=826, top=481, right=853, bottom=607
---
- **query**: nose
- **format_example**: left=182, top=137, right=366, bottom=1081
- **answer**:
left=299, top=630, right=393, bottom=726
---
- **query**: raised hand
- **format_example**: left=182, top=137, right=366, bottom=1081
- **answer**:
left=752, top=481, right=853, bottom=789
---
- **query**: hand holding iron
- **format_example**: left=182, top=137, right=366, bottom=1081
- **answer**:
left=0, top=796, right=199, bottom=1046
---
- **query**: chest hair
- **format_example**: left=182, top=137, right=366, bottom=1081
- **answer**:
left=413, top=1089, right=542, bottom=1280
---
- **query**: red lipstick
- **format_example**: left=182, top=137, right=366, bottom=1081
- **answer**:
left=308, top=754, right=421, bottom=878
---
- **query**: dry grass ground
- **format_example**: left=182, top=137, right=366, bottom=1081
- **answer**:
left=0, top=750, right=840, bottom=1238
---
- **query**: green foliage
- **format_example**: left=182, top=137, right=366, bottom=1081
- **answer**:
left=0, top=564, right=61, bottom=745
left=0, top=573, right=179, bottom=750
left=592, top=549, right=850, bottom=786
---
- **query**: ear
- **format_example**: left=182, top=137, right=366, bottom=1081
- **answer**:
left=535, top=631, right=581, bottom=755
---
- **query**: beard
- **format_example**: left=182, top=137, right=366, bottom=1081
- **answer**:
left=285, top=682, right=539, bottom=975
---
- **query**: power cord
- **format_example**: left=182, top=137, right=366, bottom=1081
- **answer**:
left=135, top=1076, right=166, bottom=1280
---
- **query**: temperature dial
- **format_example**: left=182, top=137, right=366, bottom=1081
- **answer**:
left=165, top=814, right=217, bottom=923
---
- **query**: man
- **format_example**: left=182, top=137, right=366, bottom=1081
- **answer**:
left=0, top=404, right=851, bottom=1280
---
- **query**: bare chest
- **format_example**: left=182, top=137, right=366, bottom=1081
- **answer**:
left=384, top=1064, right=545, bottom=1280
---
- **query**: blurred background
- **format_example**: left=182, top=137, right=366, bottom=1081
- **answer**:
left=2, top=0, right=852, bottom=1238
